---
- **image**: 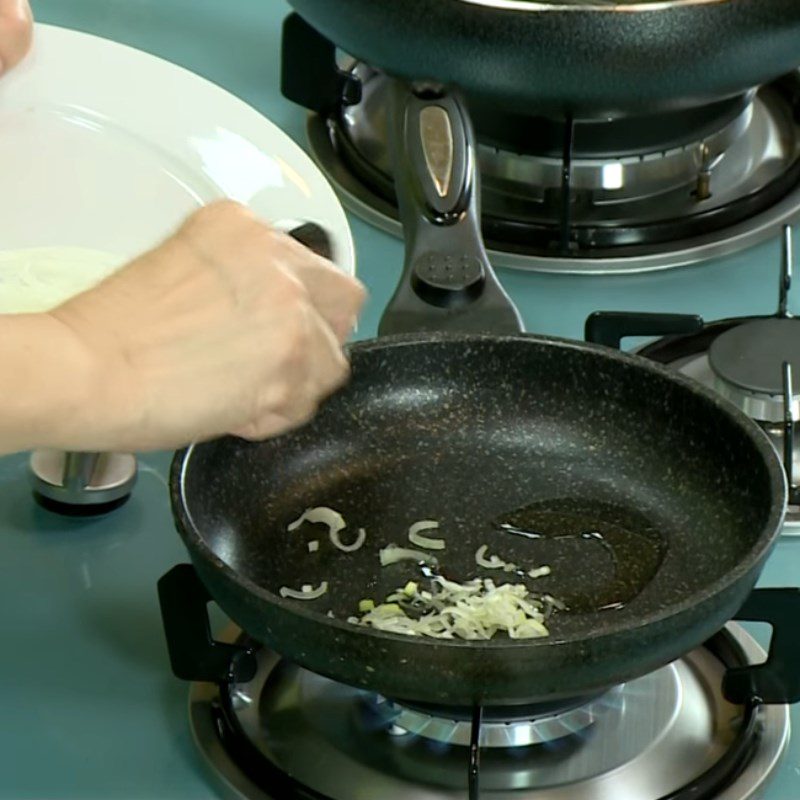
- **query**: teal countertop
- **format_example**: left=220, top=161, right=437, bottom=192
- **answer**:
left=0, top=0, right=795, bottom=796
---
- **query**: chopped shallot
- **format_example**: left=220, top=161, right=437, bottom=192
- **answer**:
left=408, top=520, right=446, bottom=550
left=528, top=566, right=552, bottom=579
left=331, top=526, right=367, bottom=553
left=475, top=544, right=507, bottom=570
left=355, top=576, right=550, bottom=640
left=288, top=506, right=366, bottom=553
left=279, top=581, right=329, bottom=600
left=288, top=507, right=345, bottom=534
left=476, top=545, right=550, bottom=581
left=380, top=544, right=439, bottom=568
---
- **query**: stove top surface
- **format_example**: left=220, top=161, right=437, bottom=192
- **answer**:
left=3, top=0, right=800, bottom=798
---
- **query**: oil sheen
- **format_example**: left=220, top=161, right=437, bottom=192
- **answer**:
left=496, top=498, right=667, bottom=613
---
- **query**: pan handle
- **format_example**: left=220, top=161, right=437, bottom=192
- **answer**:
left=724, top=587, right=800, bottom=704
left=157, top=564, right=257, bottom=684
left=378, top=80, right=524, bottom=336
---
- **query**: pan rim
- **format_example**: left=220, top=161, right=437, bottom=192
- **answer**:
left=170, top=331, right=787, bottom=650
left=456, top=0, right=731, bottom=12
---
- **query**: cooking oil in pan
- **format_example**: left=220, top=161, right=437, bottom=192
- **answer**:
left=496, top=500, right=666, bottom=613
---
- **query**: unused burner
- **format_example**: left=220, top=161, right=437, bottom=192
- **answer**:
left=709, top=318, right=800, bottom=421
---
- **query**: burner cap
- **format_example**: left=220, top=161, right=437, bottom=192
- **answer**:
left=709, top=318, right=800, bottom=421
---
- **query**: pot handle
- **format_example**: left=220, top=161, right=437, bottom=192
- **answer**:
left=725, top=587, right=800, bottom=704
left=157, top=564, right=257, bottom=684
left=378, top=80, right=524, bottom=336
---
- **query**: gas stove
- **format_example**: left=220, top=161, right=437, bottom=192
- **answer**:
left=282, top=15, right=800, bottom=275
left=182, top=623, right=789, bottom=800
left=4, top=4, right=800, bottom=800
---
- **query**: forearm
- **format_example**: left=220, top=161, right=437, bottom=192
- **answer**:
left=0, top=313, right=102, bottom=455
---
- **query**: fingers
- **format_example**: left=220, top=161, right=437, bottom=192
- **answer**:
left=0, top=0, right=32, bottom=75
left=232, top=302, right=350, bottom=441
left=273, top=232, right=366, bottom=343
left=176, top=201, right=366, bottom=345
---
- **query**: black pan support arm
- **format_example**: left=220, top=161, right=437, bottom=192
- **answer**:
left=584, top=311, right=705, bottom=350
left=726, top=587, right=800, bottom=705
left=158, top=564, right=800, bottom=706
left=378, top=80, right=524, bottom=336
left=281, top=13, right=362, bottom=114
left=157, top=564, right=257, bottom=684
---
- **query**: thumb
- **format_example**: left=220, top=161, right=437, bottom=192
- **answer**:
left=0, top=0, right=31, bottom=75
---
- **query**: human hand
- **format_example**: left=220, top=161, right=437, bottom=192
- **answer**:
left=49, top=201, right=365, bottom=451
left=0, top=0, right=32, bottom=75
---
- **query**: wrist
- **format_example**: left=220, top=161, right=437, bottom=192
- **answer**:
left=43, top=305, right=143, bottom=452
left=0, top=310, right=139, bottom=454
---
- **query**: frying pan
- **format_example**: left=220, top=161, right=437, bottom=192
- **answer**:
left=170, top=333, right=786, bottom=706
left=285, top=0, right=800, bottom=119
left=165, top=83, right=786, bottom=707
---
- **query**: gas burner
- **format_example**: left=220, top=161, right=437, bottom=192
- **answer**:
left=188, top=624, right=787, bottom=800
left=291, top=53, right=800, bottom=274
left=585, top=226, right=799, bottom=530
left=373, top=689, right=621, bottom=748
left=709, top=318, right=800, bottom=422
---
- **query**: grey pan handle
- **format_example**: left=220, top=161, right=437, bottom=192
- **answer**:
left=378, top=80, right=524, bottom=336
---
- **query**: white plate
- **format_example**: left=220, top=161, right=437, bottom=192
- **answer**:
left=0, top=24, right=354, bottom=294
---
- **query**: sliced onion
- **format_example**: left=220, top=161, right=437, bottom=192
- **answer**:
left=380, top=544, right=439, bottom=568
left=332, top=526, right=367, bottom=553
left=287, top=507, right=366, bottom=553
left=356, top=577, right=551, bottom=641
left=307, top=540, right=320, bottom=553
left=288, top=506, right=345, bottom=534
left=279, top=581, right=329, bottom=600
left=408, top=520, right=446, bottom=550
left=528, top=566, right=552, bottom=579
left=476, top=545, right=551, bottom=581
left=475, top=544, right=508, bottom=570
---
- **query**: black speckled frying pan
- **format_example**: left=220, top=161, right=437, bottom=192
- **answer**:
left=285, top=0, right=800, bottom=118
left=170, top=331, right=786, bottom=706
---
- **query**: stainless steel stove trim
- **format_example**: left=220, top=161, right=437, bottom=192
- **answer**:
left=711, top=377, right=800, bottom=425
left=308, top=115, right=800, bottom=275
left=187, top=622, right=789, bottom=800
